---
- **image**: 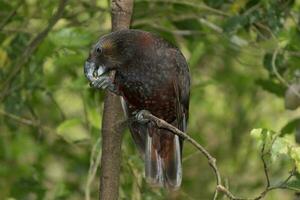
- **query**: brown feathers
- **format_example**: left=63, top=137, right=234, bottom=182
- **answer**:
left=101, top=38, right=115, bottom=56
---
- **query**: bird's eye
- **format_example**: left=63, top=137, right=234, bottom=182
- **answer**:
left=96, top=47, right=102, bottom=54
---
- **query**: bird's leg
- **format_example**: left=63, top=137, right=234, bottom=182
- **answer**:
left=134, top=110, right=151, bottom=124
left=90, top=76, right=121, bottom=95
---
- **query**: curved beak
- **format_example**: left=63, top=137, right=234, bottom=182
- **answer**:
left=84, top=61, right=108, bottom=82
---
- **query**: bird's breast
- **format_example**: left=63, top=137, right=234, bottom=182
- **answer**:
left=115, top=70, right=176, bottom=122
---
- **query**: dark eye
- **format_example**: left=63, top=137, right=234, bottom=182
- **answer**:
left=96, top=47, right=102, bottom=54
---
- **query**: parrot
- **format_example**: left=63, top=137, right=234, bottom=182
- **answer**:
left=84, top=29, right=190, bottom=189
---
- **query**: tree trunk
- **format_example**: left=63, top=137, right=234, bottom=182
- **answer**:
left=99, top=1, right=133, bottom=200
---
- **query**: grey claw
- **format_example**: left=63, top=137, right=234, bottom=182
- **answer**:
left=90, top=76, right=110, bottom=89
left=135, top=110, right=151, bottom=124
left=89, top=76, right=120, bottom=95
left=99, top=79, right=110, bottom=89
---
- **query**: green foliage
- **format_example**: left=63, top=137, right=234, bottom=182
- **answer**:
left=286, top=179, right=300, bottom=192
left=255, top=79, right=285, bottom=97
left=56, top=118, right=90, bottom=143
left=1, top=0, right=300, bottom=199
left=281, top=118, right=300, bottom=136
left=251, top=128, right=300, bottom=170
left=49, top=27, right=93, bottom=49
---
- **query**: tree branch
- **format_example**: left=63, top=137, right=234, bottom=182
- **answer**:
left=98, top=1, right=133, bottom=200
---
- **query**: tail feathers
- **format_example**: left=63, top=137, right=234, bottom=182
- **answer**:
left=129, top=121, right=147, bottom=158
left=145, top=129, right=182, bottom=190
left=145, top=133, right=164, bottom=187
left=163, top=135, right=182, bottom=189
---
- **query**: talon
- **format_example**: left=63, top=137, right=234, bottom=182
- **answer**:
left=90, top=76, right=109, bottom=89
left=89, top=75, right=120, bottom=95
left=135, top=110, right=151, bottom=124
left=90, top=80, right=99, bottom=88
left=99, top=79, right=110, bottom=89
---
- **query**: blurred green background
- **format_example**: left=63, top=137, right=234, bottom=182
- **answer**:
left=1, top=0, right=300, bottom=199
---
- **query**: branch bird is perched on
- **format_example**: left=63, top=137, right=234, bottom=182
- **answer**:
left=84, top=29, right=190, bottom=189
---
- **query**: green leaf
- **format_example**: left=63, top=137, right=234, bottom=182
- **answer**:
left=289, top=147, right=300, bottom=173
left=250, top=128, right=265, bottom=140
left=49, top=27, right=93, bottom=48
left=6, top=33, right=31, bottom=58
left=263, top=53, right=286, bottom=77
left=35, top=39, right=55, bottom=61
left=255, top=79, right=285, bottom=97
left=250, top=128, right=275, bottom=143
left=285, top=179, right=300, bottom=192
left=271, top=137, right=289, bottom=161
left=0, top=1, right=12, bottom=12
left=54, top=53, right=85, bottom=68
left=87, top=106, right=101, bottom=129
left=56, top=118, right=89, bottom=143
left=173, top=18, right=202, bottom=31
left=223, top=15, right=248, bottom=34
left=251, top=128, right=300, bottom=167
left=251, top=128, right=270, bottom=151
left=188, top=42, right=205, bottom=68
left=281, top=118, right=300, bottom=136
left=204, top=0, right=225, bottom=8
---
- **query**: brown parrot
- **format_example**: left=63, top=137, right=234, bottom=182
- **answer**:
left=84, top=29, right=190, bottom=189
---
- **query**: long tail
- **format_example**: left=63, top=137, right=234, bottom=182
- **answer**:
left=122, top=98, right=185, bottom=189
left=145, top=124, right=182, bottom=189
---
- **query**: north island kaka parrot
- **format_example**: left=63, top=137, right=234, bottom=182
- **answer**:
left=84, top=29, right=190, bottom=189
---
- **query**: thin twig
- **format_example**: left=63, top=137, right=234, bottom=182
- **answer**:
left=198, top=18, right=223, bottom=33
left=182, top=150, right=201, bottom=162
left=85, top=137, right=102, bottom=200
left=254, top=22, right=277, bottom=40
left=141, top=112, right=299, bottom=200
left=280, top=167, right=296, bottom=187
left=0, top=109, right=38, bottom=126
left=261, top=142, right=270, bottom=188
left=148, top=23, right=203, bottom=36
left=142, top=112, right=224, bottom=199
left=0, top=109, right=71, bottom=142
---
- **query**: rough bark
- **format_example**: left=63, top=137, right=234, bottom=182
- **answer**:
left=99, top=1, right=133, bottom=200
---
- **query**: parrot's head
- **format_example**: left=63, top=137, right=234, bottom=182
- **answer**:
left=84, top=31, right=134, bottom=82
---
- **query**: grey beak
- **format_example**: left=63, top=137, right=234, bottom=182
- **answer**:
left=84, top=61, right=107, bottom=82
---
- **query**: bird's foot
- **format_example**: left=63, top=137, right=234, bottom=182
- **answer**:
left=90, top=76, right=120, bottom=95
left=135, top=110, right=151, bottom=124
left=90, top=75, right=111, bottom=89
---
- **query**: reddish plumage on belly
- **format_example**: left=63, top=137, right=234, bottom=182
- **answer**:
left=118, top=76, right=176, bottom=122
